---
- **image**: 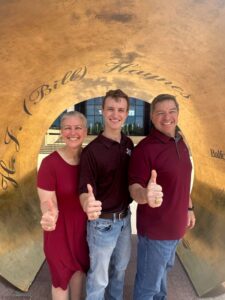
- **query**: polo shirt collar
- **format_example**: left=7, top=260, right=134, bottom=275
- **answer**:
left=150, top=127, right=182, bottom=143
left=97, top=131, right=126, bottom=148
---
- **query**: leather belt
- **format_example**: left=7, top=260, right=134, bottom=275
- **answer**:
left=99, top=209, right=128, bottom=220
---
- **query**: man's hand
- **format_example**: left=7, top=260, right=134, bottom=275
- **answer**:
left=146, top=170, right=163, bottom=208
left=82, top=184, right=102, bottom=220
left=187, top=211, right=196, bottom=229
left=40, top=199, right=58, bottom=231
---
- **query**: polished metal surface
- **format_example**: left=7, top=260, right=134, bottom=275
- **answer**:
left=0, top=0, right=224, bottom=295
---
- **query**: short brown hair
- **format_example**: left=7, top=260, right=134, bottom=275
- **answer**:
left=151, top=94, right=179, bottom=115
left=102, top=89, right=130, bottom=111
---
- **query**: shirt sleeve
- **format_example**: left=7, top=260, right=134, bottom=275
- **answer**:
left=78, top=147, right=98, bottom=196
left=128, top=144, right=151, bottom=188
left=37, top=156, right=56, bottom=191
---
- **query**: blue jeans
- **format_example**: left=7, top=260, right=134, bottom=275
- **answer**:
left=133, top=235, right=179, bottom=300
left=86, top=211, right=131, bottom=300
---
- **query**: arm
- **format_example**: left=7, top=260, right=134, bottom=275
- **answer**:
left=129, top=170, right=163, bottom=208
left=37, top=188, right=59, bottom=231
left=129, top=183, right=149, bottom=204
left=178, top=132, right=196, bottom=228
left=79, top=147, right=102, bottom=220
left=80, top=184, right=102, bottom=220
left=129, top=144, right=162, bottom=207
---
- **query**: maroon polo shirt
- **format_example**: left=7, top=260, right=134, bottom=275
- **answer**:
left=129, top=127, right=192, bottom=240
left=79, top=132, right=134, bottom=213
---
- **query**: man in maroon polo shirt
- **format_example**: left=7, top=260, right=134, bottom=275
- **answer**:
left=79, top=89, right=133, bottom=300
left=129, top=94, right=196, bottom=300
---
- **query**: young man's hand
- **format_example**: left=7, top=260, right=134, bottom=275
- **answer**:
left=82, top=184, right=102, bottom=220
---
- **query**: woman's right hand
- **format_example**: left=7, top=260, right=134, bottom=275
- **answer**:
left=40, top=200, right=59, bottom=231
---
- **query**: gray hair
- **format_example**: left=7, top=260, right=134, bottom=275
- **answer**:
left=60, top=111, right=87, bottom=128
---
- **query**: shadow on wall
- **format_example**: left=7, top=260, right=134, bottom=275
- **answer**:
left=178, top=179, right=225, bottom=296
left=0, top=169, right=43, bottom=291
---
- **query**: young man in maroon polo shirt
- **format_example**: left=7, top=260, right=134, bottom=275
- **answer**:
left=79, top=89, right=133, bottom=300
left=129, top=94, right=196, bottom=300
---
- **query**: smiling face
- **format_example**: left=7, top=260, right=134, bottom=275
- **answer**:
left=102, top=96, right=129, bottom=132
left=151, top=99, right=179, bottom=137
left=60, top=115, right=87, bottom=149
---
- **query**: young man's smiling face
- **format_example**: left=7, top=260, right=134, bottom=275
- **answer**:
left=102, top=96, right=129, bottom=131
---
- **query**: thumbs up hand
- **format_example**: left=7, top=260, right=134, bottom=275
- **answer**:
left=40, top=199, right=59, bottom=231
left=83, top=184, right=102, bottom=220
left=146, top=170, right=163, bottom=208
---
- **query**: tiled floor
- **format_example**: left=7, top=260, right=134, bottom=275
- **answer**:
left=0, top=234, right=225, bottom=300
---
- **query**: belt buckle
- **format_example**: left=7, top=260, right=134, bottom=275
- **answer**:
left=118, top=211, right=123, bottom=220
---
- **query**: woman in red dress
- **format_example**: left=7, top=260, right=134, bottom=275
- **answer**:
left=37, top=111, right=89, bottom=300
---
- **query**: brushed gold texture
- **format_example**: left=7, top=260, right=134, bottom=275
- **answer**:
left=0, top=0, right=224, bottom=295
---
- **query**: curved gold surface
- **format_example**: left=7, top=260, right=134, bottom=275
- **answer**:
left=0, top=0, right=224, bottom=294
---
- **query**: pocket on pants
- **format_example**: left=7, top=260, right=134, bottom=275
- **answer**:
left=88, top=219, right=115, bottom=248
left=95, top=220, right=112, bottom=232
